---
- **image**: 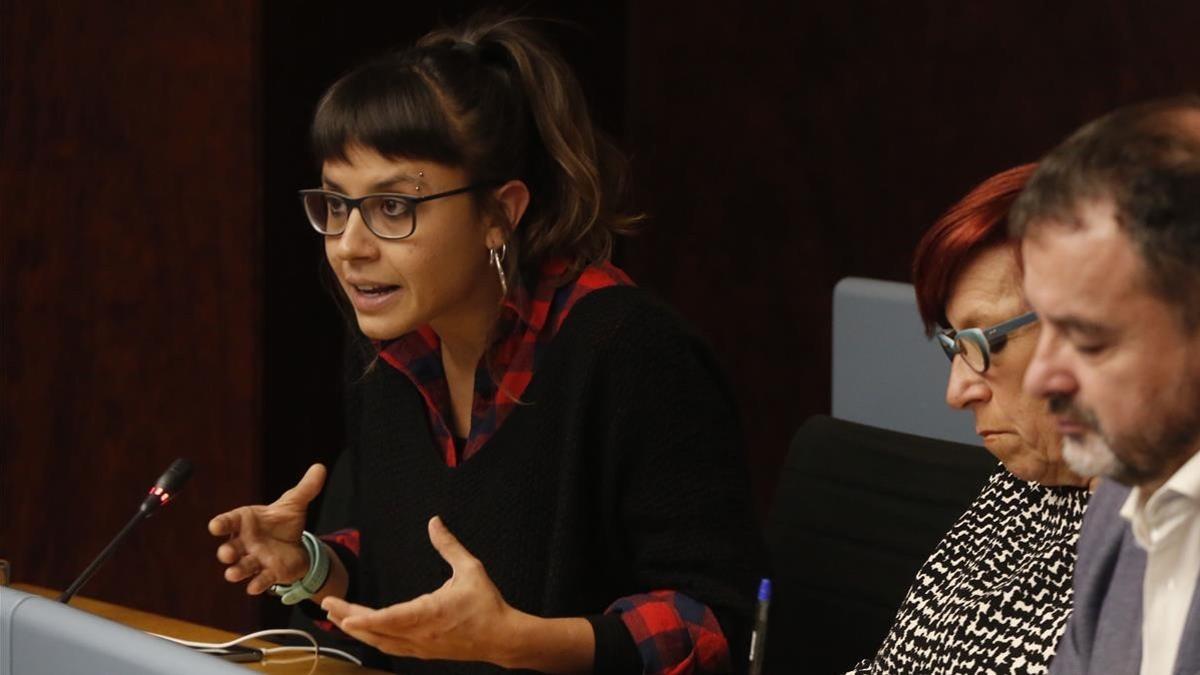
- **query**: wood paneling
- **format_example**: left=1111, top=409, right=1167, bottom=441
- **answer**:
left=8, top=0, right=1200, bottom=637
left=0, top=1, right=262, bottom=631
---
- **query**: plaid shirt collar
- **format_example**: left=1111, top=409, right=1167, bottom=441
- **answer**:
left=378, top=258, right=632, bottom=467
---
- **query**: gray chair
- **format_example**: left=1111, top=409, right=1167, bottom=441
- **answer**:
left=832, top=277, right=976, bottom=445
left=761, top=279, right=995, bottom=672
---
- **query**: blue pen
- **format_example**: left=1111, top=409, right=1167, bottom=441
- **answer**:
left=748, top=578, right=770, bottom=675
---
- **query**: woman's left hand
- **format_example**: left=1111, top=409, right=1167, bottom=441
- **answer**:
left=321, top=515, right=526, bottom=666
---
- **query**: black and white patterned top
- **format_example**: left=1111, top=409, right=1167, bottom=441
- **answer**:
left=849, top=467, right=1090, bottom=675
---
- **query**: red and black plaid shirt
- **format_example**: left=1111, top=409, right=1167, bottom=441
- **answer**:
left=377, top=258, right=626, bottom=466
left=322, top=258, right=730, bottom=674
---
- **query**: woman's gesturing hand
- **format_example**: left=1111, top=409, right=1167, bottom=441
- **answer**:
left=208, top=463, right=327, bottom=595
left=321, top=516, right=594, bottom=673
left=322, top=516, right=514, bottom=660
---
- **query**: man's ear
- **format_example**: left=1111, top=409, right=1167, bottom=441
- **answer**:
left=485, top=180, right=530, bottom=249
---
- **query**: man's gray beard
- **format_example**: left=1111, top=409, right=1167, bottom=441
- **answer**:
left=1062, top=433, right=1124, bottom=478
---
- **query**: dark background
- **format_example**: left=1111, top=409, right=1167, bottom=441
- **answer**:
left=4, top=0, right=1199, bottom=638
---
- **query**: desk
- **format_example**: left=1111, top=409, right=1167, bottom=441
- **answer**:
left=13, top=584, right=390, bottom=674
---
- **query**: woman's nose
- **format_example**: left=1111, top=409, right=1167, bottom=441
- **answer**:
left=945, top=356, right=991, bottom=409
left=330, top=208, right=377, bottom=261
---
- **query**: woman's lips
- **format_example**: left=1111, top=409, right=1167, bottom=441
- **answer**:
left=346, top=283, right=402, bottom=313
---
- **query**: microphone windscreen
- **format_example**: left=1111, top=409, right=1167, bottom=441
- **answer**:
left=154, top=458, right=193, bottom=493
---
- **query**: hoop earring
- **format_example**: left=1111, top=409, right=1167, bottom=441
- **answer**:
left=489, top=244, right=508, bottom=297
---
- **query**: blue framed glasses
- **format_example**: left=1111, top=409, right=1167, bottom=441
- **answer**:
left=936, top=311, right=1038, bottom=374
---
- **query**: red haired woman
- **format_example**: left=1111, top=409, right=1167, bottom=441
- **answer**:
left=851, top=165, right=1092, bottom=674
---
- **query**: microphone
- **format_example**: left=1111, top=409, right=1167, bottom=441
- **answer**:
left=140, top=458, right=193, bottom=514
left=58, top=459, right=193, bottom=604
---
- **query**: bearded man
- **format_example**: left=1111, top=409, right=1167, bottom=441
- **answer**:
left=1013, top=97, right=1200, bottom=675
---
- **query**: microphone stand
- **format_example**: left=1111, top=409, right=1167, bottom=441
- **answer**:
left=58, top=508, right=150, bottom=604
left=58, top=459, right=191, bottom=605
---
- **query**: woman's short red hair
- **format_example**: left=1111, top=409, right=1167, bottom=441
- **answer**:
left=912, top=163, right=1037, bottom=335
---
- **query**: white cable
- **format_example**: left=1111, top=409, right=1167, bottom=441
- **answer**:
left=150, top=627, right=309, bottom=649
left=148, top=628, right=363, bottom=666
left=262, top=645, right=363, bottom=665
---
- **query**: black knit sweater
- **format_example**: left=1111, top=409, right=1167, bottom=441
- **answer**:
left=318, top=286, right=765, bottom=674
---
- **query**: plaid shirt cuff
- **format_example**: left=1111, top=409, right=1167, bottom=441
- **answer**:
left=606, top=591, right=731, bottom=675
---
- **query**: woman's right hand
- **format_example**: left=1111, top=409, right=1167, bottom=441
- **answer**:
left=208, top=463, right=327, bottom=595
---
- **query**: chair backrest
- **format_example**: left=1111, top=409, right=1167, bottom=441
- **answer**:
left=764, top=415, right=996, bottom=674
left=832, top=277, right=977, bottom=445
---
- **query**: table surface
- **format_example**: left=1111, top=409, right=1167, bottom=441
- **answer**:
left=13, top=584, right=391, bottom=674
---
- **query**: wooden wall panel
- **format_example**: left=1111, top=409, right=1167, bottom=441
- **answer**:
left=624, top=1, right=1200, bottom=516
left=9, top=0, right=1200, bottom=639
left=0, top=1, right=262, bottom=631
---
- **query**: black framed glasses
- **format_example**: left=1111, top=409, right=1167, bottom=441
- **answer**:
left=298, top=183, right=494, bottom=240
left=935, top=311, right=1038, bottom=374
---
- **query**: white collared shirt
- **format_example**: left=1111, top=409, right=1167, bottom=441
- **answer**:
left=1120, top=448, right=1200, bottom=675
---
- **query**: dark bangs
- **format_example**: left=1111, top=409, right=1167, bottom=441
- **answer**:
left=311, top=54, right=465, bottom=167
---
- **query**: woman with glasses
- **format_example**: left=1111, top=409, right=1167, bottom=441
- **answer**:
left=850, top=164, right=1092, bottom=674
left=207, top=14, right=762, bottom=675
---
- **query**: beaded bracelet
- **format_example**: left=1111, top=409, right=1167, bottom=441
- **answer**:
left=269, top=531, right=330, bottom=605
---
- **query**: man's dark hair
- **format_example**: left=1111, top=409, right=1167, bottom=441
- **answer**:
left=1010, top=96, right=1200, bottom=330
